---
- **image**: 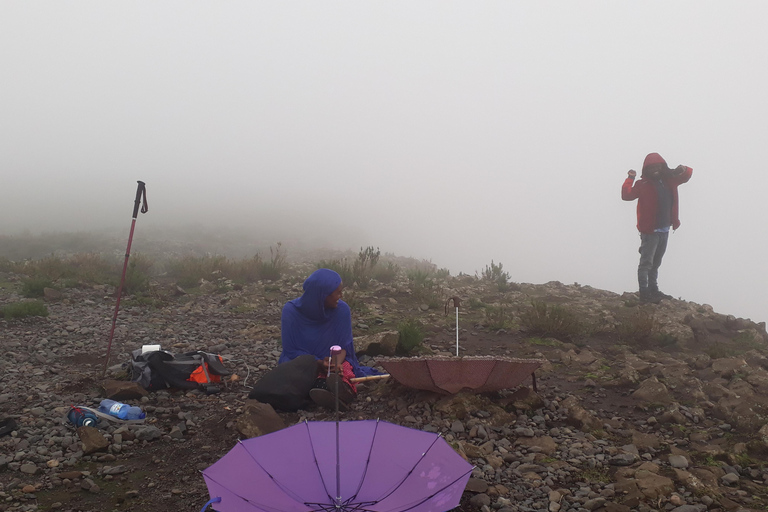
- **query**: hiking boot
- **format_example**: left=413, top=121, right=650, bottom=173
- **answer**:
left=326, top=374, right=356, bottom=404
left=638, top=290, right=661, bottom=304
left=653, top=290, right=674, bottom=301
left=309, top=388, right=349, bottom=412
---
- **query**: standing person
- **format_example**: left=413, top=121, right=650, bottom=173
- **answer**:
left=279, top=268, right=379, bottom=410
left=622, top=153, right=693, bottom=303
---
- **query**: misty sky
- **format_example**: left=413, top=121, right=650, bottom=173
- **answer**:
left=2, top=2, right=767, bottom=323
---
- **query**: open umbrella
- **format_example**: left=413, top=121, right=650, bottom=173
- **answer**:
left=378, top=297, right=546, bottom=395
left=201, top=419, right=473, bottom=512
left=379, top=356, right=543, bottom=395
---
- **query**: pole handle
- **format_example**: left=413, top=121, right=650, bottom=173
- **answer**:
left=132, top=181, right=148, bottom=218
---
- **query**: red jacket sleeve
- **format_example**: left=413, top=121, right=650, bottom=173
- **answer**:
left=622, top=177, right=639, bottom=200
left=668, top=166, right=693, bottom=186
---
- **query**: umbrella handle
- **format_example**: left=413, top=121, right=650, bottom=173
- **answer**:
left=200, top=497, right=221, bottom=512
left=349, top=374, right=390, bottom=384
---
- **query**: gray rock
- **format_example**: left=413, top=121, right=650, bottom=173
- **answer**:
left=609, top=453, right=636, bottom=466
left=20, top=463, right=39, bottom=475
left=668, top=454, right=689, bottom=469
left=135, top=426, right=163, bottom=441
left=469, top=493, right=491, bottom=508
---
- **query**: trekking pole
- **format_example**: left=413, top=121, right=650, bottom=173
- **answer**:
left=102, top=181, right=148, bottom=377
left=445, top=297, right=461, bottom=356
left=329, top=345, right=343, bottom=507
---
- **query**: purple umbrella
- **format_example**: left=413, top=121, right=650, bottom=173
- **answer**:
left=201, top=419, right=473, bottom=512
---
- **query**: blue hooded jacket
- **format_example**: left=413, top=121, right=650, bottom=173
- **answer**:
left=278, top=269, right=378, bottom=377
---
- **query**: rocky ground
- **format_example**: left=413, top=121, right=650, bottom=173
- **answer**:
left=2, top=265, right=768, bottom=512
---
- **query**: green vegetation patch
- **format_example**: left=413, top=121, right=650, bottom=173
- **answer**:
left=2, top=300, right=49, bottom=319
left=397, top=318, right=425, bottom=355
left=479, top=260, right=515, bottom=292
left=21, top=277, right=55, bottom=297
left=520, top=300, right=583, bottom=339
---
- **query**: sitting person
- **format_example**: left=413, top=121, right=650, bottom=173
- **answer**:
left=279, top=268, right=379, bottom=409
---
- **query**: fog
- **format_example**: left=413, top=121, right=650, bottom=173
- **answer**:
left=2, top=2, right=766, bottom=323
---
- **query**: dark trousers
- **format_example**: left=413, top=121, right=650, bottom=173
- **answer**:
left=637, top=231, right=669, bottom=292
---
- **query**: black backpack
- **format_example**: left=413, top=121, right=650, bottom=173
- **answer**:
left=131, top=349, right=231, bottom=391
left=248, top=355, right=318, bottom=411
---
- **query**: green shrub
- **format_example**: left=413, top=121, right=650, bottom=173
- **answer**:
left=468, top=297, right=486, bottom=310
left=166, top=255, right=228, bottom=288
left=2, top=300, right=49, bottom=319
left=226, top=255, right=264, bottom=283
left=415, top=279, right=443, bottom=309
left=352, top=246, right=380, bottom=289
left=0, top=257, right=13, bottom=273
left=257, top=243, right=286, bottom=281
left=397, top=318, right=424, bottom=355
left=615, top=308, right=657, bottom=343
left=520, top=300, right=582, bottom=339
left=317, top=259, right=354, bottom=287
left=480, top=260, right=511, bottom=292
left=21, top=277, right=55, bottom=298
left=373, top=261, right=399, bottom=284
left=343, top=289, right=369, bottom=315
left=615, top=308, right=679, bottom=348
left=704, top=343, right=736, bottom=359
left=406, top=268, right=431, bottom=287
left=67, top=253, right=118, bottom=285
left=123, top=253, right=153, bottom=295
left=21, top=255, right=70, bottom=281
left=484, top=303, right=513, bottom=330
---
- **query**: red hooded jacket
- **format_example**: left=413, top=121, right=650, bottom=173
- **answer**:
left=622, top=166, right=693, bottom=234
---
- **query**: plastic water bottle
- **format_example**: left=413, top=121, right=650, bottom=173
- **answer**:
left=67, top=407, right=98, bottom=427
left=98, top=399, right=146, bottom=420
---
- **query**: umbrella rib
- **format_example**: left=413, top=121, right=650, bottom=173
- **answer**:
left=345, top=418, right=381, bottom=502
left=371, top=434, right=444, bottom=504
left=202, top=473, right=300, bottom=512
left=424, top=361, right=443, bottom=394
left=238, top=436, right=321, bottom=505
left=385, top=467, right=475, bottom=512
left=302, top=420, right=337, bottom=505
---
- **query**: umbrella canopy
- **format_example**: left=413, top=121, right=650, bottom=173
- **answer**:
left=379, top=356, right=545, bottom=395
left=202, top=419, right=473, bottom=512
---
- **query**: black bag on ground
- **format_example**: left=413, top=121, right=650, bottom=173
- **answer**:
left=131, top=349, right=231, bottom=392
left=248, top=355, right=318, bottom=411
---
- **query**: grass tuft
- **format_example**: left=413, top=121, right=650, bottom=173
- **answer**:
left=520, top=300, right=582, bottom=339
left=21, top=277, right=55, bottom=298
left=2, top=300, right=49, bottom=319
left=397, top=318, right=425, bottom=355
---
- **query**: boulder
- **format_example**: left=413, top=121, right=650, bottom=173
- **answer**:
left=711, top=357, right=748, bottom=378
left=102, top=380, right=148, bottom=400
left=78, top=426, right=109, bottom=455
left=634, top=469, right=674, bottom=500
left=632, top=376, right=673, bottom=405
left=560, top=396, right=602, bottom=432
left=516, top=435, right=557, bottom=455
left=236, top=400, right=286, bottom=439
